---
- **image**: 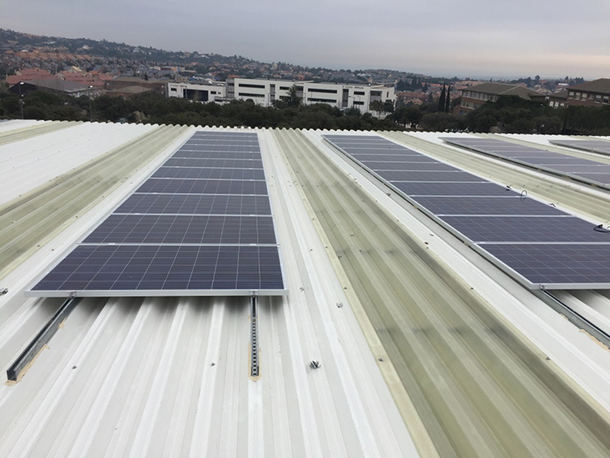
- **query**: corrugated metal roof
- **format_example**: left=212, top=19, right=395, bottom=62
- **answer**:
left=0, top=121, right=609, bottom=456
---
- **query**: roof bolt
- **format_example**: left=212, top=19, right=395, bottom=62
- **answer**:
left=309, top=360, right=321, bottom=369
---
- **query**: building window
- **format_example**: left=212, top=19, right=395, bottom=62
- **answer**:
left=308, top=97, right=336, bottom=103
left=308, top=88, right=338, bottom=94
left=239, top=83, right=266, bottom=89
left=170, top=87, right=177, bottom=91
left=353, top=101, right=364, bottom=105
left=279, top=86, right=290, bottom=90
left=238, top=92, right=265, bottom=98
left=354, top=91, right=365, bottom=95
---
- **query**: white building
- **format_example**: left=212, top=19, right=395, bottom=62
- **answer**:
left=170, top=78, right=396, bottom=113
left=229, top=77, right=395, bottom=112
left=167, top=81, right=227, bottom=102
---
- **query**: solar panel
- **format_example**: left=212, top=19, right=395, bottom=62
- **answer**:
left=28, top=131, right=285, bottom=297
left=393, top=182, right=518, bottom=196
left=409, top=196, right=564, bottom=215
left=439, top=216, right=609, bottom=243
left=136, top=178, right=268, bottom=195
left=173, top=151, right=262, bottom=160
left=359, top=161, right=457, bottom=171
left=323, top=134, right=610, bottom=289
left=442, top=136, right=610, bottom=188
left=153, top=167, right=266, bottom=180
left=83, top=214, right=277, bottom=244
left=31, top=245, right=283, bottom=294
left=164, top=157, right=264, bottom=169
left=550, top=139, right=610, bottom=156
left=376, top=170, right=487, bottom=182
left=482, top=244, right=610, bottom=288
left=116, top=194, right=272, bottom=215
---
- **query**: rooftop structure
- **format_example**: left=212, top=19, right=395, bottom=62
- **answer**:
left=459, top=82, right=540, bottom=112
left=8, top=78, right=94, bottom=97
left=0, top=120, right=609, bottom=456
left=567, top=78, right=610, bottom=106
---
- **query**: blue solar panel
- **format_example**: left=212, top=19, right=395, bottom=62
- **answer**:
left=439, top=216, right=609, bottom=243
left=83, top=214, right=277, bottom=244
left=483, top=244, right=610, bottom=287
left=116, top=194, right=272, bottom=215
left=550, top=139, right=610, bottom=156
left=164, top=157, right=264, bottom=169
left=153, top=167, right=266, bottom=180
left=28, top=131, right=285, bottom=297
left=409, top=196, right=564, bottom=215
left=136, top=178, right=268, bottom=195
left=32, top=245, right=283, bottom=293
left=393, top=182, right=518, bottom=196
left=441, top=137, right=610, bottom=187
left=323, top=134, right=610, bottom=289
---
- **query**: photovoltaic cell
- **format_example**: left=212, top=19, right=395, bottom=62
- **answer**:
left=136, top=178, right=268, bottom=195
left=409, top=196, right=564, bottom=215
left=323, top=133, right=610, bottom=289
left=441, top=136, right=610, bottom=187
left=550, top=139, right=610, bottom=156
left=83, top=214, right=277, bottom=244
left=28, top=131, right=285, bottom=296
left=32, top=245, right=283, bottom=292
left=393, top=182, right=518, bottom=196
left=173, top=151, right=262, bottom=160
left=483, top=244, right=610, bottom=286
left=153, top=167, right=266, bottom=180
left=116, top=193, right=272, bottom=215
left=439, top=216, right=609, bottom=242
left=376, top=170, right=486, bottom=182
left=164, top=157, right=264, bottom=169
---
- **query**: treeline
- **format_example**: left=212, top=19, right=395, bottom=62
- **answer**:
left=394, top=96, right=610, bottom=135
left=0, top=88, right=398, bottom=130
left=1, top=86, right=609, bottom=135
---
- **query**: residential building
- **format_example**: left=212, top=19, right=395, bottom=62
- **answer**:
left=459, top=82, right=539, bottom=112
left=566, top=78, right=610, bottom=106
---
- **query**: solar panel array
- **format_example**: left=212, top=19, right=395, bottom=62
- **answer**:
left=29, top=131, right=285, bottom=297
left=324, top=134, right=610, bottom=289
left=550, top=139, right=610, bottom=157
left=441, top=136, right=610, bottom=189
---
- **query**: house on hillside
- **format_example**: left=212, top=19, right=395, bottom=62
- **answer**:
left=459, top=82, right=539, bottom=112
left=566, top=78, right=610, bottom=106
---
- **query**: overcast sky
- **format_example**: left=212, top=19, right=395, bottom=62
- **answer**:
left=3, top=0, right=610, bottom=79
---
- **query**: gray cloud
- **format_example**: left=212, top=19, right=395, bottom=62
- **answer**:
left=3, top=0, right=609, bottom=78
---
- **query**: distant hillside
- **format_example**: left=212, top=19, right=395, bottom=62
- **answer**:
left=0, top=28, right=255, bottom=67
left=0, top=28, right=416, bottom=84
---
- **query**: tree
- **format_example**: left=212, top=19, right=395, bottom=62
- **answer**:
left=438, top=83, right=446, bottom=112
left=445, top=85, right=451, bottom=113
left=383, top=99, right=394, bottom=113
left=287, top=85, right=301, bottom=107
left=369, top=100, right=384, bottom=116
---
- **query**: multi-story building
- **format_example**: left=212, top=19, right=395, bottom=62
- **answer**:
left=459, top=82, right=539, bottom=112
left=566, top=78, right=610, bottom=106
left=167, top=81, right=227, bottom=102
left=169, top=78, right=395, bottom=113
